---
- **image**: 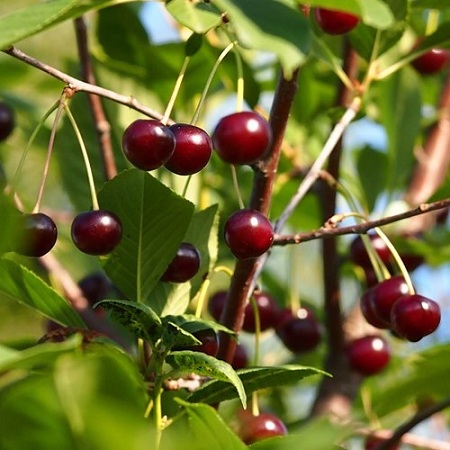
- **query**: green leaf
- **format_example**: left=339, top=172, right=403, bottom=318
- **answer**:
left=167, top=351, right=247, bottom=408
left=146, top=204, right=219, bottom=316
left=166, top=0, right=222, bottom=34
left=96, top=299, right=162, bottom=341
left=0, top=258, right=86, bottom=328
left=175, top=400, right=247, bottom=450
left=97, top=169, right=195, bottom=303
left=213, top=0, right=310, bottom=78
left=189, top=365, right=327, bottom=405
left=0, top=0, right=136, bottom=48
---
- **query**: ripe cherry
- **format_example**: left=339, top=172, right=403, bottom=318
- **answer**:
left=238, top=412, right=288, bottom=444
left=15, top=212, right=57, bottom=257
left=347, top=335, right=390, bottom=376
left=360, top=289, right=390, bottom=329
left=165, top=123, right=212, bottom=175
left=276, top=307, right=322, bottom=354
left=232, top=343, right=248, bottom=370
left=391, top=294, right=441, bottom=342
left=174, top=328, right=219, bottom=357
left=208, top=290, right=227, bottom=322
left=0, top=102, right=15, bottom=141
left=71, top=210, right=122, bottom=255
left=365, top=436, right=400, bottom=450
left=161, top=242, right=201, bottom=283
left=224, top=209, right=274, bottom=260
left=242, top=291, right=280, bottom=333
left=212, top=111, right=271, bottom=165
left=349, top=233, right=391, bottom=270
left=411, top=47, right=450, bottom=75
left=314, top=8, right=360, bottom=35
left=122, top=119, right=175, bottom=171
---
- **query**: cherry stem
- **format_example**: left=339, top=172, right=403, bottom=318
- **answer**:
left=289, top=246, right=301, bottom=314
left=249, top=294, right=261, bottom=417
left=233, top=46, right=244, bottom=112
left=181, top=174, right=193, bottom=198
left=231, top=165, right=245, bottom=209
left=425, top=9, right=440, bottom=36
left=195, top=277, right=211, bottom=318
left=63, top=103, right=99, bottom=210
left=32, top=97, right=66, bottom=214
left=10, top=100, right=59, bottom=202
left=191, top=42, right=235, bottom=125
left=163, top=56, right=191, bottom=125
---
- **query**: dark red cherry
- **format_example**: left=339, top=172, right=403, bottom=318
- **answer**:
left=0, top=102, right=15, bottom=141
left=78, top=272, right=115, bottom=304
left=349, top=233, right=391, bottom=270
left=165, top=123, right=212, bottom=175
left=232, top=343, right=248, bottom=370
left=207, top=290, right=228, bottom=322
left=365, top=436, right=400, bottom=450
left=360, top=289, right=390, bottom=329
left=224, top=209, right=274, bottom=260
left=161, top=242, right=201, bottom=283
left=369, top=276, right=410, bottom=326
left=347, top=335, right=390, bottom=376
left=276, top=307, right=322, bottom=354
left=212, top=111, right=271, bottom=165
left=314, top=8, right=360, bottom=35
left=242, top=291, right=280, bottom=333
left=412, top=47, right=450, bottom=75
left=71, top=210, right=122, bottom=255
left=15, top=213, right=57, bottom=257
left=122, top=119, right=175, bottom=171
left=175, top=328, right=219, bottom=357
left=238, top=412, right=288, bottom=444
left=391, top=294, right=441, bottom=342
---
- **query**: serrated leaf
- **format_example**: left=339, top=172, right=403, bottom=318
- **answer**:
left=0, top=258, right=86, bottom=328
left=167, top=351, right=247, bottom=408
left=97, top=169, right=195, bottom=303
left=146, top=205, right=219, bottom=316
left=176, top=400, right=247, bottom=450
left=96, top=299, right=162, bottom=341
left=166, top=0, right=222, bottom=34
left=188, top=365, right=327, bottom=405
left=213, top=0, right=310, bottom=78
left=0, top=0, right=136, bottom=48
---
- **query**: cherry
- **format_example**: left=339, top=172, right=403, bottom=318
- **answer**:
left=411, top=47, right=450, bottom=75
left=360, top=289, right=390, bottom=329
left=207, top=290, right=228, bottom=322
left=0, top=102, right=15, bottom=141
left=237, top=412, right=288, bottom=444
left=314, top=8, right=360, bottom=35
left=232, top=343, right=248, bottom=370
left=122, top=119, right=175, bottom=171
left=347, top=335, right=390, bottom=376
left=174, top=328, right=219, bottom=357
left=349, top=233, right=391, bottom=270
left=366, top=276, right=410, bottom=327
left=242, top=291, right=280, bottom=333
left=15, top=213, right=57, bottom=257
left=164, top=123, right=212, bottom=175
left=224, top=209, right=274, bottom=260
left=391, top=294, right=441, bottom=342
left=365, top=436, right=399, bottom=450
left=71, top=210, right=122, bottom=255
left=78, top=271, right=116, bottom=304
left=275, top=307, right=322, bottom=354
left=161, top=242, right=201, bottom=283
left=212, top=111, right=271, bottom=165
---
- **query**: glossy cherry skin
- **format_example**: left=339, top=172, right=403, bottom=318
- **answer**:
left=161, top=242, right=201, bottom=283
left=238, top=412, right=288, bottom=444
left=0, top=102, right=15, bottom=141
left=242, top=291, right=280, bottom=333
left=208, top=290, right=228, bottom=322
left=15, top=213, right=57, bottom=257
left=165, top=123, right=212, bottom=175
left=367, top=276, right=410, bottom=326
left=276, top=307, right=322, bottom=354
left=224, top=209, right=274, bottom=260
left=212, top=111, right=271, bottom=165
left=391, top=294, right=441, bottom=342
left=365, top=436, right=400, bottom=450
left=314, top=8, right=360, bottom=35
left=350, top=234, right=391, bottom=270
left=347, top=335, right=390, bottom=376
left=122, top=119, right=175, bottom=171
left=71, top=210, right=122, bottom=255
left=360, top=289, right=390, bottom=329
left=412, top=47, right=450, bottom=75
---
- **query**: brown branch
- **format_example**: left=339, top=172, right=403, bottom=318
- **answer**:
left=217, top=69, right=300, bottom=362
left=74, top=17, right=117, bottom=180
left=274, top=197, right=450, bottom=246
left=2, top=45, right=170, bottom=123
